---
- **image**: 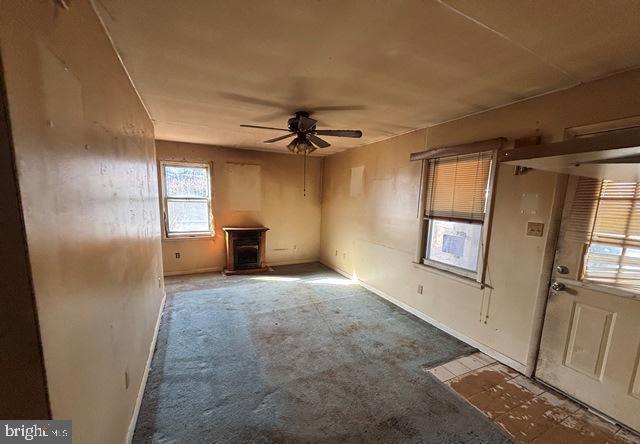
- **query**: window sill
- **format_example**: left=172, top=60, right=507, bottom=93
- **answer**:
left=412, top=262, right=485, bottom=289
left=164, top=234, right=215, bottom=241
left=556, top=278, right=640, bottom=302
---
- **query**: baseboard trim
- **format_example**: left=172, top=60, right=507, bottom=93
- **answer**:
left=267, top=258, right=319, bottom=267
left=163, top=266, right=222, bottom=277
left=162, top=259, right=320, bottom=277
left=321, top=261, right=529, bottom=375
left=126, top=291, right=166, bottom=443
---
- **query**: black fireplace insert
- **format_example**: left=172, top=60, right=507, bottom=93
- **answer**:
left=233, top=232, right=261, bottom=270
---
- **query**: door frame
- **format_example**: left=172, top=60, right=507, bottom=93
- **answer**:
left=529, top=118, right=640, bottom=432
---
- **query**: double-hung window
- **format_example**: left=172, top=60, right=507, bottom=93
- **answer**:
left=160, top=161, right=213, bottom=238
left=421, top=151, right=495, bottom=280
left=567, top=177, right=640, bottom=291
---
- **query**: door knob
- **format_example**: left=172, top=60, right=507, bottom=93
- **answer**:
left=551, top=281, right=566, bottom=291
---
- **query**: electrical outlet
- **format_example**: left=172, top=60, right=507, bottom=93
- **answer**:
left=175, top=252, right=181, bottom=259
left=526, top=222, right=544, bottom=237
left=335, top=250, right=338, bottom=256
left=417, top=284, right=423, bottom=294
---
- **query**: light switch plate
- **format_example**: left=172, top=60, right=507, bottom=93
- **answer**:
left=526, top=222, right=544, bottom=237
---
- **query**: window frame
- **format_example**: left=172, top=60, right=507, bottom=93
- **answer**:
left=416, top=149, right=498, bottom=284
left=159, top=160, right=213, bottom=239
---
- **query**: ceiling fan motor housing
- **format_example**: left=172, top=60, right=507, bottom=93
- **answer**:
left=288, top=111, right=314, bottom=133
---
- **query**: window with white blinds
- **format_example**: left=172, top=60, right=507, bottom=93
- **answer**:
left=426, top=151, right=492, bottom=221
left=565, top=177, right=640, bottom=290
left=422, top=150, right=494, bottom=278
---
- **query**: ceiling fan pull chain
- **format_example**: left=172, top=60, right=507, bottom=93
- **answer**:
left=303, top=151, right=307, bottom=197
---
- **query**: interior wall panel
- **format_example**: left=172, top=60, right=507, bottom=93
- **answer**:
left=0, top=2, right=164, bottom=442
left=157, top=140, right=323, bottom=274
left=321, top=69, right=640, bottom=371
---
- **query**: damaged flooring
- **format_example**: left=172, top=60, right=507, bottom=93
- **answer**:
left=133, top=262, right=513, bottom=443
left=429, top=354, right=640, bottom=444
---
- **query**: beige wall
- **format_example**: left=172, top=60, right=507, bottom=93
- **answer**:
left=157, top=140, right=323, bottom=274
left=0, top=2, right=164, bottom=443
left=320, top=69, right=640, bottom=374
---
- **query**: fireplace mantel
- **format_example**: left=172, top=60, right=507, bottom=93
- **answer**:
left=223, top=227, right=269, bottom=275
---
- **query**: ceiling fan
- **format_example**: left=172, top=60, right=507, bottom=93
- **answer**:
left=240, top=111, right=363, bottom=154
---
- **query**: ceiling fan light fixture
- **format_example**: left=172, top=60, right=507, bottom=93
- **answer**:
left=287, top=137, right=316, bottom=154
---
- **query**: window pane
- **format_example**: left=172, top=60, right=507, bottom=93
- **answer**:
left=585, top=242, right=640, bottom=290
left=167, top=200, right=210, bottom=233
left=426, top=219, right=482, bottom=272
left=588, top=244, right=622, bottom=256
left=164, top=165, right=209, bottom=198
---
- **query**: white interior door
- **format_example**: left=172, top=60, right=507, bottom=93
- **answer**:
left=536, top=175, right=640, bottom=432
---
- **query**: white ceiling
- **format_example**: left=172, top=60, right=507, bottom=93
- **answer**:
left=95, top=0, right=640, bottom=155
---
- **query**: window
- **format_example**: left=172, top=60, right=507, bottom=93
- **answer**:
left=160, top=161, right=212, bottom=237
left=421, top=151, right=495, bottom=280
left=568, top=178, right=640, bottom=290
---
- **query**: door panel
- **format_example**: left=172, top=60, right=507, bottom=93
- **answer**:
left=564, top=302, right=615, bottom=380
left=536, top=176, right=640, bottom=432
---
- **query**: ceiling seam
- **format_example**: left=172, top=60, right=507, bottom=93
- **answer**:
left=436, top=0, right=579, bottom=83
left=90, top=0, right=155, bottom=121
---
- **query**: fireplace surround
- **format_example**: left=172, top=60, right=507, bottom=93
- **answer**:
left=223, top=227, right=269, bottom=275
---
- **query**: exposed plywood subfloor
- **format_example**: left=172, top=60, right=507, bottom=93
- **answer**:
left=428, top=353, right=640, bottom=444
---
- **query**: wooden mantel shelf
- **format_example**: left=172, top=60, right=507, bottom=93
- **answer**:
left=223, top=227, right=269, bottom=232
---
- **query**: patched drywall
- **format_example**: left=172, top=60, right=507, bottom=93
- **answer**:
left=320, top=69, right=640, bottom=373
left=0, top=2, right=164, bottom=442
left=157, top=140, right=322, bottom=274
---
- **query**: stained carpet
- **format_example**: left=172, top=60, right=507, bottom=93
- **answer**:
left=133, top=262, right=513, bottom=443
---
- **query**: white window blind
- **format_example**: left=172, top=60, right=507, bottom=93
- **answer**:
left=565, top=177, right=640, bottom=290
left=426, top=151, right=492, bottom=221
left=562, top=176, right=602, bottom=243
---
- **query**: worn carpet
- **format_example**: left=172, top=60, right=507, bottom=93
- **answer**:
left=133, top=262, right=513, bottom=443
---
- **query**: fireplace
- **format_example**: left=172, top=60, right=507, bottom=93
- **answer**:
left=223, top=227, right=269, bottom=275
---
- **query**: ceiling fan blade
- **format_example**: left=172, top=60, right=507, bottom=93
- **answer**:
left=252, top=110, right=296, bottom=123
left=240, top=124, right=290, bottom=132
left=220, top=92, right=288, bottom=110
left=315, top=129, right=363, bottom=138
left=264, top=133, right=296, bottom=143
left=307, top=134, right=331, bottom=148
left=298, top=115, right=317, bottom=132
